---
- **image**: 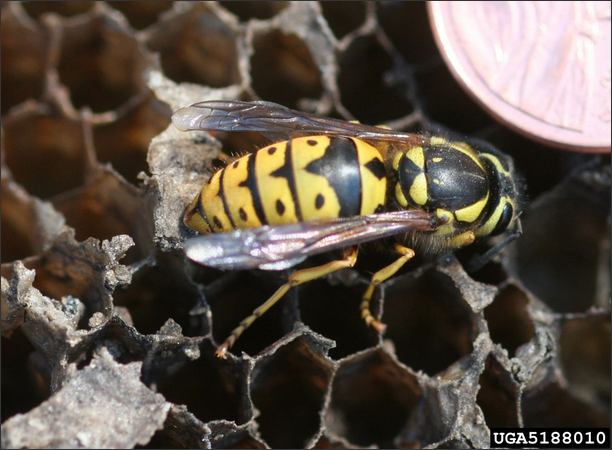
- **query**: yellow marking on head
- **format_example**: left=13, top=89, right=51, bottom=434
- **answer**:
left=222, top=155, right=263, bottom=228
left=454, top=193, right=489, bottom=223
left=476, top=196, right=513, bottom=237
left=375, top=124, right=391, bottom=129
left=430, top=136, right=446, bottom=145
left=406, top=146, right=425, bottom=169
left=355, top=139, right=387, bottom=215
left=292, top=136, right=342, bottom=221
left=434, top=208, right=455, bottom=236
left=408, top=173, right=428, bottom=206
left=392, top=151, right=403, bottom=170
left=480, top=153, right=512, bottom=177
left=349, top=120, right=360, bottom=124
left=395, top=182, right=408, bottom=207
left=432, top=178, right=442, bottom=185
left=201, top=170, right=233, bottom=232
left=432, top=157, right=443, bottom=163
left=255, top=141, right=300, bottom=225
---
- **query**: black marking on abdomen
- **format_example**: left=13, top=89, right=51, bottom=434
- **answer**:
left=398, top=153, right=423, bottom=207
left=238, top=153, right=266, bottom=225
left=218, top=168, right=236, bottom=229
left=194, top=190, right=208, bottom=225
left=239, top=207, right=247, bottom=221
left=270, top=139, right=302, bottom=220
left=315, top=193, right=325, bottom=209
left=304, top=137, right=362, bottom=217
left=364, top=157, right=386, bottom=180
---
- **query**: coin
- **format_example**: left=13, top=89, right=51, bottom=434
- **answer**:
left=428, top=1, right=611, bottom=153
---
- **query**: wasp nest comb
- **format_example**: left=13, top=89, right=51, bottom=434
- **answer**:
left=2, top=2, right=609, bottom=448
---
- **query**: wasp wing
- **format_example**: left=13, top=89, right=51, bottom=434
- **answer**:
left=184, top=210, right=439, bottom=271
left=172, top=100, right=422, bottom=143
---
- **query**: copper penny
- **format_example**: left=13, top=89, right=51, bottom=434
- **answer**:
left=428, top=1, right=611, bottom=153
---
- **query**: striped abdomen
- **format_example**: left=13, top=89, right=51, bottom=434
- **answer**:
left=194, top=136, right=387, bottom=233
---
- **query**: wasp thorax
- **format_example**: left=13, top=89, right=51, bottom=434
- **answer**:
left=393, top=137, right=520, bottom=248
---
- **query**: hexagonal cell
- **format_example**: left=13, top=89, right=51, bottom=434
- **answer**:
left=250, top=334, right=334, bottom=448
left=113, top=252, right=207, bottom=337
left=325, top=349, right=422, bottom=447
left=376, top=2, right=439, bottom=64
left=484, top=284, right=535, bottom=357
left=21, top=1, right=94, bottom=19
left=204, top=270, right=289, bottom=358
left=56, top=10, right=150, bottom=113
left=250, top=29, right=323, bottom=108
left=382, top=269, right=476, bottom=375
left=1, top=181, right=37, bottom=262
left=51, top=169, right=153, bottom=263
left=1, top=329, right=49, bottom=421
left=15, top=238, right=118, bottom=329
left=93, top=95, right=171, bottom=184
left=105, top=1, right=173, bottom=30
left=320, top=1, right=366, bottom=40
left=0, top=180, right=64, bottom=263
left=220, top=1, right=288, bottom=21
left=1, top=4, right=46, bottom=113
left=146, top=4, right=240, bottom=88
left=153, top=341, right=250, bottom=425
left=3, top=105, right=89, bottom=199
left=476, top=356, right=520, bottom=428
left=560, top=315, right=610, bottom=410
left=522, top=379, right=609, bottom=427
left=511, top=171, right=610, bottom=313
left=298, top=277, right=378, bottom=360
left=338, top=35, right=414, bottom=124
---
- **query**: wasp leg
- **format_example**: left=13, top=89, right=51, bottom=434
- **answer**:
left=360, top=244, right=414, bottom=333
left=449, top=230, right=475, bottom=248
left=216, top=247, right=359, bottom=358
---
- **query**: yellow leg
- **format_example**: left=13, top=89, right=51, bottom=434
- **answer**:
left=360, top=244, right=414, bottom=333
left=216, top=247, right=358, bottom=358
left=449, top=230, right=475, bottom=249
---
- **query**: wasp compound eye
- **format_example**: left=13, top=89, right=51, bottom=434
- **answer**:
left=491, top=202, right=514, bottom=236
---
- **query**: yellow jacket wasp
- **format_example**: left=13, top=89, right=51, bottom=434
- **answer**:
left=173, top=100, right=522, bottom=358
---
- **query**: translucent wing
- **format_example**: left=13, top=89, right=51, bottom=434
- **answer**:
left=184, top=210, right=440, bottom=271
left=172, top=100, right=422, bottom=144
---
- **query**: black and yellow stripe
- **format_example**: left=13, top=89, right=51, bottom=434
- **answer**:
left=395, top=138, right=491, bottom=238
left=188, top=135, right=388, bottom=234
